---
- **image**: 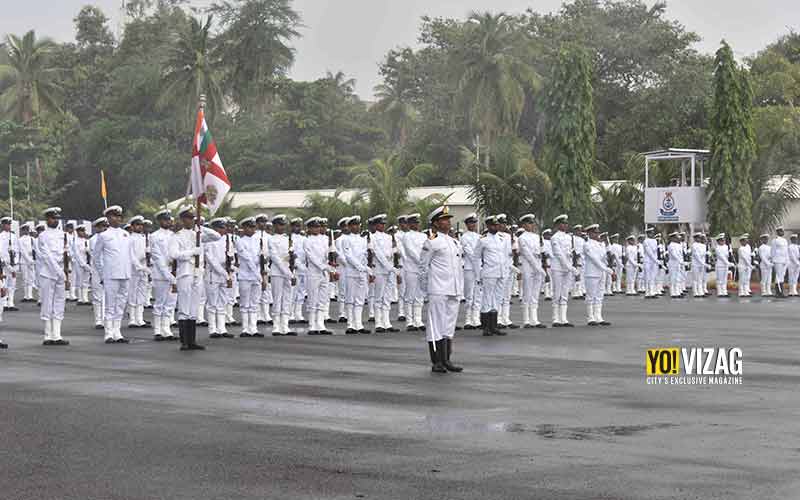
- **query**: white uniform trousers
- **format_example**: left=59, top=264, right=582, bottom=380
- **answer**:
left=104, top=278, right=130, bottom=321
left=521, top=271, right=544, bottom=326
left=463, top=269, right=480, bottom=326
left=306, top=274, right=329, bottom=331
left=402, top=271, right=424, bottom=328
left=426, top=294, right=458, bottom=343
left=668, top=264, right=681, bottom=296
left=691, top=266, right=705, bottom=296
left=738, top=267, right=752, bottom=296
left=550, top=270, right=572, bottom=324
left=176, top=275, right=204, bottom=321
left=91, top=272, right=105, bottom=325
left=480, top=277, right=504, bottom=313
left=39, top=276, right=66, bottom=321
left=271, top=275, right=293, bottom=322
left=337, top=275, right=348, bottom=319
left=372, top=272, right=393, bottom=329
left=715, top=267, right=729, bottom=296
left=774, top=263, right=787, bottom=290
left=625, top=265, right=637, bottom=294
left=345, top=273, right=368, bottom=330
left=788, top=265, right=799, bottom=295
left=760, top=265, right=773, bottom=296
left=3, top=270, right=15, bottom=307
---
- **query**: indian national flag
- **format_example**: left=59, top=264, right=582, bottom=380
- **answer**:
left=190, top=107, right=231, bottom=214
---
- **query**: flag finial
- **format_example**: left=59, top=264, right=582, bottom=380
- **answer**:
left=199, top=94, right=206, bottom=110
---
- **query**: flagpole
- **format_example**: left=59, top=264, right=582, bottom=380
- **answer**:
left=195, top=94, right=206, bottom=270
left=101, top=170, right=108, bottom=210
left=9, top=163, right=13, bottom=221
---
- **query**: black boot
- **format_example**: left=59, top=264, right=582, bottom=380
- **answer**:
left=443, top=338, right=463, bottom=372
left=428, top=342, right=438, bottom=365
left=491, top=311, right=506, bottom=336
left=178, top=320, right=187, bottom=349
left=431, top=340, right=447, bottom=373
left=188, top=320, right=206, bottom=350
left=481, top=312, right=493, bottom=336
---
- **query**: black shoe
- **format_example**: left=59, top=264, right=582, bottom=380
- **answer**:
left=368, top=317, right=375, bottom=323
left=321, top=330, right=333, bottom=335
left=253, top=332, right=264, bottom=338
left=406, top=326, right=418, bottom=332
left=386, top=327, right=399, bottom=333
left=5, top=306, right=19, bottom=312
left=94, top=324, right=104, bottom=330
left=53, top=339, right=70, bottom=346
left=288, top=319, right=297, bottom=325
left=463, top=324, right=475, bottom=330
left=535, top=323, right=548, bottom=329
left=186, top=321, right=205, bottom=349
left=239, top=333, right=252, bottom=338
left=419, top=326, right=426, bottom=332
left=178, top=320, right=187, bottom=347
left=308, top=331, right=320, bottom=336
left=375, top=327, right=386, bottom=333
left=325, top=318, right=336, bottom=324
left=221, top=333, right=234, bottom=338
left=455, top=325, right=462, bottom=331
left=588, top=321, right=598, bottom=326
left=397, top=315, right=406, bottom=322
left=358, top=329, right=371, bottom=334
left=563, top=323, right=574, bottom=327
left=552, top=322, right=563, bottom=327
left=232, top=321, right=242, bottom=327
left=198, top=321, right=208, bottom=327
left=267, top=320, right=273, bottom=326
left=257, top=320, right=267, bottom=325
left=507, top=323, right=519, bottom=329
left=443, top=339, right=463, bottom=373
left=497, top=324, right=507, bottom=330
left=599, top=320, right=611, bottom=326
left=209, top=333, right=221, bottom=339
left=345, top=328, right=357, bottom=334
left=116, top=338, right=129, bottom=343
left=104, top=338, right=115, bottom=344
left=522, top=324, right=533, bottom=329
left=43, top=340, right=54, bottom=346
left=480, top=313, right=493, bottom=336
left=0, top=342, right=7, bottom=349
left=338, top=317, right=347, bottom=323
left=154, top=334, right=166, bottom=341
left=272, top=332, right=285, bottom=336
left=285, top=331, right=297, bottom=336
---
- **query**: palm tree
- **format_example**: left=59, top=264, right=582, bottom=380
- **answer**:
left=0, top=30, right=62, bottom=123
left=157, top=16, right=224, bottom=125
left=455, top=12, right=539, bottom=164
left=372, top=77, right=416, bottom=147
left=350, top=154, right=434, bottom=221
left=296, top=189, right=368, bottom=223
left=467, top=135, right=551, bottom=220
left=592, top=182, right=644, bottom=238
left=326, top=71, right=356, bottom=98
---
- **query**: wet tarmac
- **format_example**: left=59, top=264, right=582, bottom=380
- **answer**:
left=1, top=294, right=798, bottom=499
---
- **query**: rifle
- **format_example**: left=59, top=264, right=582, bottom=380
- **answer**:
left=171, top=258, right=178, bottom=293
left=540, top=233, right=550, bottom=283
left=0, top=258, right=5, bottom=298
left=9, top=234, right=15, bottom=267
left=571, top=234, right=580, bottom=282
left=226, top=233, right=234, bottom=289
left=288, top=231, right=296, bottom=275
left=258, top=231, right=267, bottom=290
left=63, top=232, right=71, bottom=290
left=144, top=231, right=152, bottom=283
left=366, top=231, right=375, bottom=268
left=328, top=229, right=338, bottom=282
left=606, top=235, right=617, bottom=269
left=194, top=222, right=201, bottom=269
left=511, top=230, right=520, bottom=267
left=85, top=238, right=91, bottom=266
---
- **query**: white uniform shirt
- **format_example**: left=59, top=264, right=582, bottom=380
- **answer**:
left=771, top=236, right=788, bottom=264
left=235, top=234, right=262, bottom=282
left=518, top=231, right=544, bottom=276
left=291, top=232, right=307, bottom=274
left=371, top=231, right=395, bottom=275
left=477, top=232, right=509, bottom=279
left=643, top=237, right=658, bottom=266
left=0, top=230, right=20, bottom=270
left=691, top=242, right=707, bottom=269
left=304, top=233, right=332, bottom=278
left=130, top=232, right=148, bottom=274
left=341, top=233, right=370, bottom=277
left=169, top=226, right=220, bottom=279
left=738, top=244, right=752, bottom=271
left=421, top=233, right=464, bottom=297
left=460, top=230, right=481, bottom=273
left=758, top=243, right=773, bottom=268
left=667, top=241, right=683, bottom=267
left=789, top=243, right=800, bottom=268
left=549, top=231, right=574, bottom=273
left=93, top=226, right=133, bottom=281
left=19, top=234, right=34, bottom=266
left=625, top=244, right=639, bottom=268
left=269, top=233, right=293, bottom=278
left=583, top=239, right=612, bottom=278
left=401, top=230, right=427, bottom=274
left=37, top=226, right=69, bottom=281
left=715, top=244, right=730, bottom=270
left=149, top=228, right=175, bottom=282
left=204, top=236, right=229, bottom=284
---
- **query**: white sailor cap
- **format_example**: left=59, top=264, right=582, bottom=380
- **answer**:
left=369, top=213, right=388, bottom=225
left=542, top=228, right=552, bottom=235
left=518, top=213, right=536, bottom=224
left=43, top=207, right=62, bottom=218
left=320, top=217, right=328, bottom=225
left=154, top=209, right=172, bottom=221
left=209, top=217, right=227, bottom=228
left=123, top=223, right=131, bottom=230
left=645, top=226, right=656, bottom=232
left=599, top=231, right=608, bottom=238
left=36, top=222, right=46, bottom=230
left=178, top=205, right=196, bottom=218
left=715, top=233, right=726, bottom=240
left=129, top=215, right=145, bottom=225
left=776, top=226, right=784, bottom=231
left=255, top=213, right=269, bottom=222
left=655, top=233, right=662, bottom=239
left=239, top=216, right=256, bottom=227
left=610, top=233, right=620, bottom=239
left=348, top=215, right=362, bottom=225
left=626, top=234, right=636, bottom=241
left=428, top=206, right=453, bottom=224
left=495, top=213, right=508, bottom=224
left=464, top=212, right=479, bottom=224
left=306, top=217, right=321, bottom=227
left=585, top=223, right=599, bottom=232
left=143, top=219, right=152, bottom=226
left=693, top=232, right=705, bottom=238
left=515, top=228, right=525, bottom=236
left=572, top=223, right=583, bottom=230
left=104, top=205, right=124, bottom=216
left=21, top=221, right=34, bottom=231
left=553, top=214, right=568, bottom=224
left=92, top=217, right=108, bottom=227
left=791, top=234, right=799, bottom=239
left=668, top=231, right=679, bottom=238
left=484, top=215, right=497, bottom=225
left=397, top=214, right=408, bottom=224
left=0, top=216, right=12, bottom=224
left=337, top=217, right=350, bottom=227
left=406, top=213, right=421, bottom=223
left=739, top=233, right=749, bottom=240
left=760, top=233, right=770, bottom=239
left=272, top=214, right=288, bottom=225
left=290, top=217, right=303, bottom=225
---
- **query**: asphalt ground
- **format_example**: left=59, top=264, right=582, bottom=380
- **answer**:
left=1, top=293, right=799, bottom=500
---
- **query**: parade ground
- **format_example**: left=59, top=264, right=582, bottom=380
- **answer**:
left=1, top=295, right=798, bottom=500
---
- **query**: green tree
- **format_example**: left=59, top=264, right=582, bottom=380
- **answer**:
left=467, top=134, right=551, bottom=219
left=540, top=44, right=596, bottom=222
left=0, top=30, right=62, bottom=123
left=592, top=182, right=643, bottom=239
left=350, top=153, right=434, bottom=221
left=373, top=49, right=419, bottom=148
left=455, top=12, right=539, bottom=163
left=707, top=42, right=755, bottom=235
left=157, top=16, right=223, bottom=125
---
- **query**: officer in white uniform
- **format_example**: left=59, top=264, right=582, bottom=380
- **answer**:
left=170, top=205, right=221, bottom=350
left=624, top=235, right=640, bottom=295
left=459, top=213, right=481, bottom=329
left=771, top=227, right=789, bottom=296
left=303, top=217, right=335, bottom=335
left=18, top=223, right=37, bottom=302
left=476, top=216, right=506, bottom=336
left=421, top=206, right=464, bottom=374
left=342, top=216, right=373, bottom=334
left=93, top=206, right=135, bottom=343
left=204, top=217, right=234, bottom=339
left=268, top=215, right=295, bottom=336
left=788, top=234, right=800, bottom=296
left=288, top=218, right=308, bottom=324
left=583, top=224, right=614, bottom=326
left=64, top=221, right=78, bottom=302
left=549, top=214, right=579, bottom=327
left=608, top=233, right=623, bottom=294
left=254, top=214, right=273, bottom=326
left=690, top=233, right=707, bottom=297
left=570, top=224, right=585, bottom=299
left=518, top=214, right=547, bottom=328
left=72, top=225, right=92, bottom=306
left=89, top=218, right=108, bottom=330
left=334, top=217, right=350, bottom=323
left=37, top=207, right=70, bottom=346
left=368, top=214, right=399, bottom=333
left=541, top=229, right=553, bottom=300
left=0, top=216, right=19, bottom=311
left=235, top=217, right=264, bottom=338
left=401, top=214, right=427, bottom=331
left=642, top=227, right=660, bottom=298
left=666, top=232, right=684, bottom=298
left=714, top=234, right=732, bottom=297
left=758, top=234, right=773, bottom=297
left=127, top=216, right=150, bottom=328
left=394, top=215, right=408, bottom=322
left=148, top=210, right=177, bottom=341
left=737, top=234, right=753, bottom=297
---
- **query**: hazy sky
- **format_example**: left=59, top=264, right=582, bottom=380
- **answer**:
left=1, top=0, right=798, bottom=98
